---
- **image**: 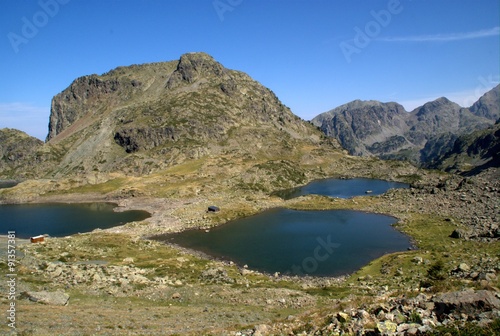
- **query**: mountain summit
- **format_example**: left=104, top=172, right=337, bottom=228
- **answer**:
left=1, top=53, right=345, bottom=190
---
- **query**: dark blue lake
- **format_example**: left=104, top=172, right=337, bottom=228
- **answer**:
left=0, top=181, right=18, bottom=189
left=157, top=208, right=411, bottom=277
left=274, top=178, right=409, bottom=200
left=0, top=203, right=151, bottom=238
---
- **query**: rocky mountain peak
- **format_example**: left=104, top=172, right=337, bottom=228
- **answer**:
left=166, top=52, right=227, bottom=89
left=412, top=97, right=460, bottom=117
left=469, top=84, right=500, bottom=120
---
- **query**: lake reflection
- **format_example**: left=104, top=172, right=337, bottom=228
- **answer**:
left=157, top=208, right=410, bottom=277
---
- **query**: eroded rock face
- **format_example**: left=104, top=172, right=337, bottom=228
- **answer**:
left=312, top=100, right=409, bottom=156
left=47, top=75, right=126, bottom=141
left=114, top=126, right=177, bottom=153
left=470, top=84, right=500, bottom=120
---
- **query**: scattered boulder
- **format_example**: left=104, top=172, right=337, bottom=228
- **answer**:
left=253, top=324, right=269, bottom=336
left=433, top=290, right=500, bottom=319
left=200, top=267, right=234, bottom=284
left=23, top=291, right=69, bottom=306
left=457, top=263, right=470, bottom=272
left=337, top=312, right=349, bottom=323
left=450, top=228, right=469, bottom=239
left=412, top=256, right=423, bottom=264
left=376, top=320, right=397, bottom=334
left=122, top=257, right=134, bottom=264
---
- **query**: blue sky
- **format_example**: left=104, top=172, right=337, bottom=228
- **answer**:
left=1, top=0, right=499, bottom=140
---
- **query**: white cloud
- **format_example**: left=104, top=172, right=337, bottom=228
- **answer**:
left=0, top=103, right=50, bottom=140
left=377, top=26, right=500, bottom=43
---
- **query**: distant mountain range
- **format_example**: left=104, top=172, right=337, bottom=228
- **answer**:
left=312, top=85, right=499, bottom=172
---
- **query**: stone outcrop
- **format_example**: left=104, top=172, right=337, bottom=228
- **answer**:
left=200, top=267, right=235, bottom=284
left=113, top=126, right=177, bottom=153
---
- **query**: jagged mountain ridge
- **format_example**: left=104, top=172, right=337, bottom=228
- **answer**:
left=1, top=53, right=344, bottom=190
left=312, top=85, right=499, bottom=165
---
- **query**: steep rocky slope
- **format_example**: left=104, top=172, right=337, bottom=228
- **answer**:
left=312, top=85, right=499, bottom=167
left=425, top=121, right=500, bottom=174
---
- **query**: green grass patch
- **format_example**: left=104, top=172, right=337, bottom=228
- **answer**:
left=62, top=177, right=129, bottom=194
left=162, top=158, right=205, bottom=175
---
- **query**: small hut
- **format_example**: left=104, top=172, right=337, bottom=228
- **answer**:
left=30, top=235, right=45, bottom=243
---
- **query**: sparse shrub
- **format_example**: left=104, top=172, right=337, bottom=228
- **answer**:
left=421, top=259, right=448, bottom=289
left=408, top=310, right=422, bottom=324
left=427, top=259, right=447, bottom=281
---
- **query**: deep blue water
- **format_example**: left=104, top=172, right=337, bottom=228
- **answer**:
left=0, top=203, right=150, bottom=238
left=274, top=178, right=409, bottom=200
left=0, top=181, right=18, bottom=189
left=157, top=208, right=410, bottom=277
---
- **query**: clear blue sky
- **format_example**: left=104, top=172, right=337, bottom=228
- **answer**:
left=1, top=0, right=499, bottom=140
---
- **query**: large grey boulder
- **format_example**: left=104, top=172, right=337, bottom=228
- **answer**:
left=433, top=290, right=500, bottom=318
left=23, top=291, right=70, bottom=306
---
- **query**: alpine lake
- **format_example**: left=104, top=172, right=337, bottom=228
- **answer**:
left=0, top=202, right=150, bottom=239
left=155, top=178, right=411, bottom=277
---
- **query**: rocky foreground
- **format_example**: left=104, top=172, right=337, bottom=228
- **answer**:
left=0, top=167, right=498, bottom=335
